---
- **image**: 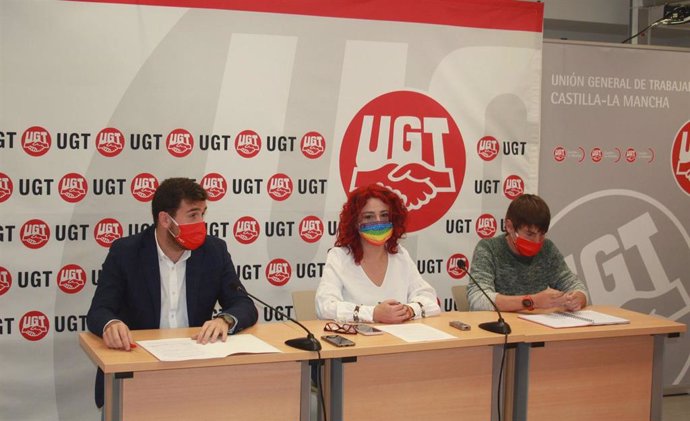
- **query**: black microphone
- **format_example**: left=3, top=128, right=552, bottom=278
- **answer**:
left=235, top=284, right=322, bottom=351
left=457, top=260, right=511, bottom=335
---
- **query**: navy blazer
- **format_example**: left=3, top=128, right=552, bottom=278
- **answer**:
left=86, top=225, right=258, bottom=408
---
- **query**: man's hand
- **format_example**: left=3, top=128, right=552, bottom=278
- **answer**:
left=103, top=321, right=135, bottom=351
left=193, top=317, right=230, bottom=344
left=563, top=291, right=586, bottom=311
left=533, top=288, right=567, bottom=310
left=373, top=299, right=410, bottom=324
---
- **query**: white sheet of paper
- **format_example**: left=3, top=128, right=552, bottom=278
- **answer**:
left=136, top=334, right=282, bottom=361
left=375, top=324, right=456, bottom=342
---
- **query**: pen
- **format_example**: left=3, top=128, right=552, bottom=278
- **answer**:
left=129, top=343, right=137, bottom=349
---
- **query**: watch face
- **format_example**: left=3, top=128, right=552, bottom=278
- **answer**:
left=522, top=298, right=534, bottom=308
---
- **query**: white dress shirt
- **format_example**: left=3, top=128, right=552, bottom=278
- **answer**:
left=155, top=231, right=191, bottom=329
left=315, top=245, right=441, bottom=322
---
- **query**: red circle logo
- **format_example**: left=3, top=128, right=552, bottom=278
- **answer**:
left=299, top=215, right=324, bottom=243
left=235, top=130, right=262, bottom=158
left=553, top=146, right=566, bottom=162
left=94, top=218, right=123, bottom=248
left=267, top=173, right=293, bottom=201
left=20, top=219, right=50, bottom=249
left=477, top=136, right=499, bottom=161
left=266, top=258, right=291, bottom=286
left=57, top=264, right=86, bottom=294
left=0, top=266, right=12, bottom=296
left=300, top=131, right=326, bottom=159
left=340, top=91, right=466, bottom=233
left=625, top=147, right=637, bottom=163
left=447, top=254, right=469, bottom=280
left=0, top=172, right=13, bottom=203
left=503, top=175, right=524, bottom=200
left=591, top=147, right=603, bottom=163
left=21, top=126, right=52, bottom=157
left=475, top=213, right=497, bottom=239
left=166, top=128, right=194, bottom=157
left=233, top=216, right=260, bottom=245
left=58, top=173, right=88, bottom=203
left=95, top=128, right=125, bottom=157
left=131, top=173, right=159, bottom=202
left=671, top=121, right=690, bottom=196
left=200, top=173, right=227, bottom=202
left=20, top=310, right=50, bottom=341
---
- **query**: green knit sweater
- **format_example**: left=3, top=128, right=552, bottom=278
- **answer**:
left=467, top=234, right=589, bottom=311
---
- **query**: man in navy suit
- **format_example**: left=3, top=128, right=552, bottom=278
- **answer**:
left=87, top=177, right=258, bottom=409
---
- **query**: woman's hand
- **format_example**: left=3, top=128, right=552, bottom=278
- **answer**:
left=373, top=299, right=411, bottom=323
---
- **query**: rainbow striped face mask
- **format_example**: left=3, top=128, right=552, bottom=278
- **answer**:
left=359, top=222, right=393, bottom=246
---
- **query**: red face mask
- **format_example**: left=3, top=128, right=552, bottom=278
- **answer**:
left=168, top=215, right=206, bottom=250
left=512, top=232, right=543, bottom=257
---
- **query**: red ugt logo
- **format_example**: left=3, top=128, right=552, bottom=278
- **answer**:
left=340, top=91, right=466, bottom=232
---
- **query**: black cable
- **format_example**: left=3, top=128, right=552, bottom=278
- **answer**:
left=315, top=350, right=327, bottom=421
left=496, top=331, right=509, bottom=421
left=621, top=7, right=682, bottom=44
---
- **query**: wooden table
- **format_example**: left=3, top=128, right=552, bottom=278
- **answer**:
left=80, top=306, right=685, bottom=421
left=502, top=305, right=685, bottom=421
left=302, top=311, right=517, bottom=421
left=79, top=322, right=316, bottom=421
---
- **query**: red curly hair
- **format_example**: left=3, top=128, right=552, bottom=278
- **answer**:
left=335, top=184, right=408, bottom=264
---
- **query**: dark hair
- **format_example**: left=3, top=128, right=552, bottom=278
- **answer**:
left=335, top=184, right=408, bottom=264
left=505, top=194, right=551, bottom=233
left=151, top=178, right=207, bottom=226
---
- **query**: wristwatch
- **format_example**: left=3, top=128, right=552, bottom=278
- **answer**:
left=521, top=295, right=535, bottom=311
left=214, top=313, right=236, bottom=330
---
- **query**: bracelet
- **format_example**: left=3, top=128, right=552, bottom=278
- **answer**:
left=353, top=305, right=360, bottom=322
left=415, top=301, right=426, bottom=318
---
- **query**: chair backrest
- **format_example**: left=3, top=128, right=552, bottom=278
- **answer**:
left=451, top=285, right=469, bottom=311
left=291, top=290, right=317, bottom=321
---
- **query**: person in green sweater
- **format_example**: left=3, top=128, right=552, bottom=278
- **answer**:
left=467, top=194, right=589, bottom=312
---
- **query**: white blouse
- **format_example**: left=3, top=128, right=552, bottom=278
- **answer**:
left=315, top=246, right=441, bottom=323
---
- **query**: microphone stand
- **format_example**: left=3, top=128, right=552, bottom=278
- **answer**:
left=458, top=261, right=511, bottom=335
left=237, top=285, right=322, bottom=351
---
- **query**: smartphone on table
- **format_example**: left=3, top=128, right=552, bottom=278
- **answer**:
left=355, top=324, right=384, bottom=336
left=321, top=334, right=356, bottom=347
left=449, top=320, right=471, bottom=331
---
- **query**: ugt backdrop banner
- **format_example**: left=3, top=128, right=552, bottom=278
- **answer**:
left=0, top=0, right=543, bottom=419
left=540, top=40, right=690, bottom=389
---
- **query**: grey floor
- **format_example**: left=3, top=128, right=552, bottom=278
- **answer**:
left=663, top=393, right=690, bottom=421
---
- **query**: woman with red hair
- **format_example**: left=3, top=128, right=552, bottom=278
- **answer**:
left=315, top=184, right=440, bottom=323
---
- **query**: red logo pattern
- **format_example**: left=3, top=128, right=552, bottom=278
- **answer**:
left=58, top=173, right=88, bottom=203
left=235, top=130, right=261, bottom=158
left=477, top=136, right=499, bottom=162
left=166, top=128, right=194, bottom=158
left=201, top=173, right=227, bottom=201
left=233, top=216, right=260, bottom=245
left=20, top=310, right=50, bottom=341
left=503, top=175, right=524, bottom=200
left=266, top=258, right=291, bottom=286
left=340, top=90, right=466, bottom=232
left=267, top=173, right=293, bottom=201
left=671, top=121, right=690, bottom=196
left=300, top=131, right=326, bottom=159
left=299, top=216, right=324, bottom=243
left=20, top=219, right=50, bottom=249
left=94, top=218, right=123, bottom=248
left=446, top=254, right=469, bottom=280
left=475, top=214, right=497, bottom=239
left=21, top=126, right=51, bottom=157
left=130, top=173, right=159, bottom=202
left=57, top=264, right=86, bottom=294
left=0, top=266, right=11, bottom=296
left=0, top=172, right=13, bottom=203
left=95, top=128, right=125, bottom=157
